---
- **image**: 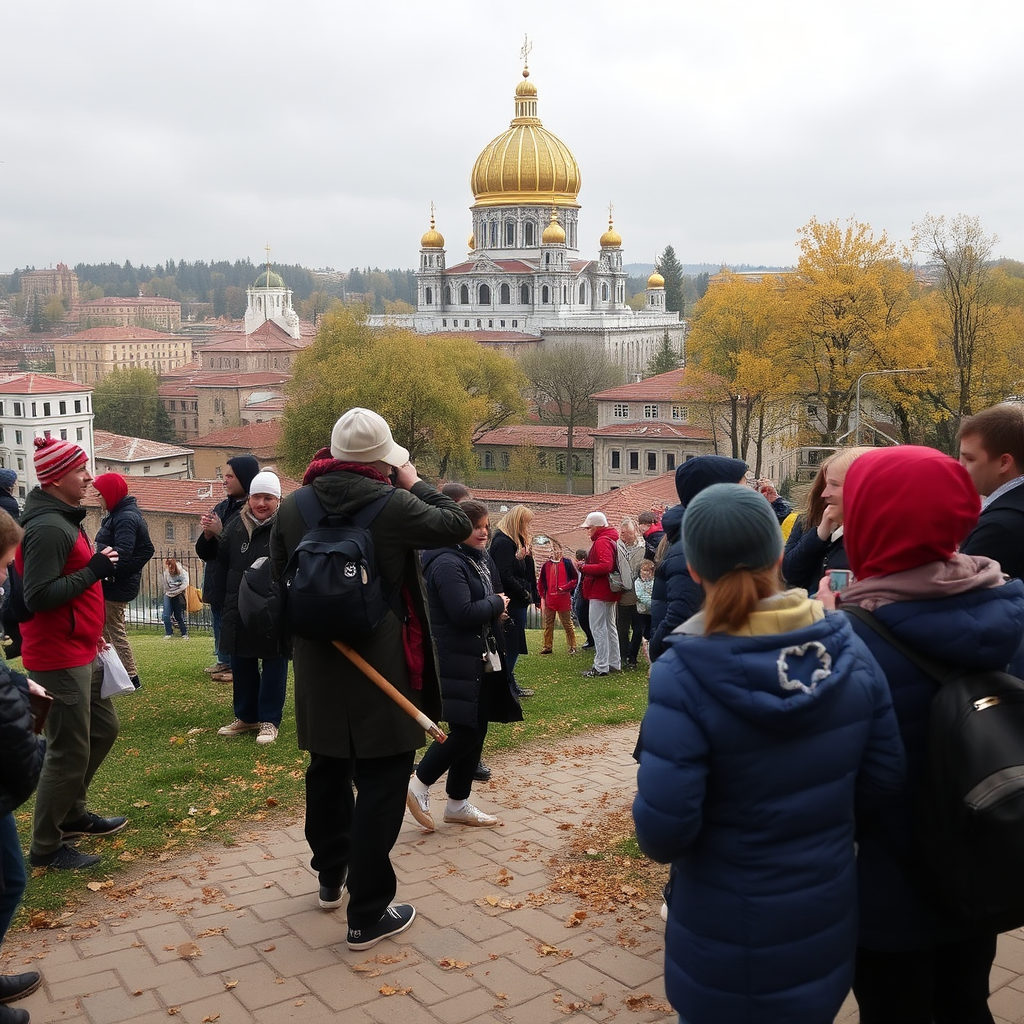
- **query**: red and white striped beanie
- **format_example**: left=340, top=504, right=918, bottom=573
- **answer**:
left=34, top=435, right=88, bottom=485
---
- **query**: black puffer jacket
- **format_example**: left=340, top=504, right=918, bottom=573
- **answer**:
left=489, top=530, right=538, bottom=608
left=0, top=662, right=45, bottom=817
left=94, top=495, right=155, bottom=602
left=422, top=544, right=522, bottom=729
left=782, top=518, right=850, bottom=593
left=216, top=509, right=286, bottom=660
left=195, top=495, right=245, bottom=609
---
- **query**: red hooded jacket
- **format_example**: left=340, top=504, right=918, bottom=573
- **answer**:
left=580, top=525, right=622, bottom=603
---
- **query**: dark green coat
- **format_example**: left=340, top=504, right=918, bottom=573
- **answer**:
left=269, top=473, right=471, bottom=758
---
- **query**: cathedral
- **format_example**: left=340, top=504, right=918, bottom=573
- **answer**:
left=367, top=59, right=684, bottom=378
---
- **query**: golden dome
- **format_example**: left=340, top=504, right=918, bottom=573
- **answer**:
left=470, top=67, right=581, bottom=210
left=600, top=214, right=622, bottom=248
left=468, top=233, right=476, bottom=251
left=647, top=270, right=665, bottom=289
left=541, top=208, right=566, bottom=244
left=420, top=213, right=444, bottom=249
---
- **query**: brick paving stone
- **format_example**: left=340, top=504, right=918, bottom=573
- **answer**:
left=81, top=985, right=162, bottom=1022
left=172, top=989, right=258, bottom=1024
left=267, top=865, right=317, bottom=898
left=578, top=943, right=666, bottom=988
left=991, top=983, right=1024, bottom=1024
left=301, top=960, right=393, bottom=1012
left=216, top=908, right=291, bottom=947
left=144, top=957, right=224, bottom=1005
left=47, top=968, right=120, bottom=1002
left=187, top=932, right=263, bottom=975
left=277, top=907, right=348, bottom=950
left=135, top=921, right=196, bottom=962
left=361, top=993, right=455, bottom=1024
left=250, top=994, right=334, bottom=1023
left=224, top=958, right=311, bottom=1011
left=67, top=929, right=141, bottom=958
left=429, top=985, right=520, bottom=1024
left=260, top=933, right=339, bottom=976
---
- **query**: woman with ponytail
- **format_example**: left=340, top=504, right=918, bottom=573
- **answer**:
left=633, top=483, right=905, bottom=1024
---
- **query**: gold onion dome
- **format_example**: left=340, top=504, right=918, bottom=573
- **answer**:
left=542, top=208, right=566, bottom=244
left=647, top=270, right=665, bottom=289
left=600, top=215, right=622, bottom=248
left=420, top=214, right=444, bottom=249
left=470, top=67, right=581, bottom=209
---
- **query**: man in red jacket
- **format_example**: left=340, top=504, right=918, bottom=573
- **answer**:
left=574, top=512, right=621, bottom=677
left=21, top=438, right=126, bottom=871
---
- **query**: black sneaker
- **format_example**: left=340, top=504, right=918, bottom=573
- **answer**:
left=29, top=844, right=101, bottom=871
left=318, top=867, right=348, bottom=910
left=473, top=761, right=492, bottom=782
left=0, top=971, right=41, bottom=1004
left=59, top=813, right=127, bottom=839
left=511, top=685, right=535, bottom=698
left=346, top=904, right=416, bottom=950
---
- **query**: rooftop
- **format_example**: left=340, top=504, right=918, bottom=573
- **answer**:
left=591, top=368, right=703, bottom=403
left=63, top=326, right=180, bottom=342
left=475, top=424, right=595, bottom=449
left=0, top=372, right=91, bottom=395
left=191, top=420, right=282, bottom=451
left=81, top=475, right=299, bottom=516
left=93, top=430, right=194, bottom=461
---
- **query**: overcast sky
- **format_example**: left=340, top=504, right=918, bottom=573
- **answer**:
left=3, top=0, right=1021, bottom=276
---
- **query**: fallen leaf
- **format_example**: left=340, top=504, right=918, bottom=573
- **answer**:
left=133, top=989, right=143, bottom=996
left=224, top=981, right=238, bottom=990
left=132, top=800, right=152, bottom=808
left=261, top=944, right=276, bottom=952
left=294, top=1000, right=305, bottom=1006
left=85, top=881, right=114, bottom=892
left=197, top=928, right=227, bottom=938
left=201, top=1016, right=220, bottom=1023
left=266, top=797, right=278, bottom=807
left=437, top=958, right=470, bottom=970
left=177, top=942, right=202, bottom=959
left=378, top=983, right=412, bottom=996
left=274, top=978, right=284, bottom=985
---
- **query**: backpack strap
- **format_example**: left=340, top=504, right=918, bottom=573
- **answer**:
left=843, top=605, right=955, bottom=686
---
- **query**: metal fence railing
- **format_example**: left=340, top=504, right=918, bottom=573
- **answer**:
left=125, top=550, right=211, bottom=633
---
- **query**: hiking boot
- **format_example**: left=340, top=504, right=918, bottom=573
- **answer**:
left=444, top=802, right=499, bottom=827
left=406, top=780, right=434, bottom=831
left=255, top=722, right=278, bottom=745
left=0, top=971, right=41, bottom=1004
left=473, top=761, right=492, bottom=782
left=211, top=672, right=233, bottom=683
left=29, top=844, right=101, bottom=871
left=217, top=718, right=258, bottom=736
left=346, top=904, right=416, bottom=950
left=582, top=668, right=608, bottom=678
left=59, top=813, right=127, bottom=839
left=318, top=867, right=348, bottom=910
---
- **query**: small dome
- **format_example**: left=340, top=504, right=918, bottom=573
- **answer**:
left=600, top=215, right=622, bottom=248
left=647, top=270, right=665, bottom=289
left=420, top=213, right=444, bottom=249
left=254, top=269, right=285, bottom=288
left=468, top=233, right=476, bottom=251
left=542, top=208, right=566, bottom=245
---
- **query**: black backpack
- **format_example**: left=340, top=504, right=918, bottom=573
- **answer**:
left=237, top=556, right=285, bottom=641
left=282, top=486, right=400, bottom=644
left=846, top=605, right=1024, bottom=932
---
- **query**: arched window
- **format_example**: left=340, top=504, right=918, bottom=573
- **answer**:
left=479, top=284, right=491, bottom=304
left=444, top=285, right=452, bottom=304
left=542, top=285, right=550, bottom=303
left=579, top=283, right=586, bottom=303
left=505, top=222, right=515, bottom=246
left=489, top=221, right=497, bottom=247
left=602, top=283, right=609, bottom=300
left=545, top=253, right=550, bottom=266
left=499, top=283, right=510, bottom=304
left=460, top=285, right=469, bottom=304
left=520, top=284, right=530, bottom=304
left=524, top=222, right=535, bottom=246
left=425, top=286, right=433, bottom=305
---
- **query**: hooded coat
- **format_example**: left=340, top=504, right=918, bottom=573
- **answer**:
left=633, top=594, right=905, bottom=1023
left=579, top=524, right=621, bottom=602
left=93, top=479, right=155, bottom=603
left=649, top=455, right=747, bottom=660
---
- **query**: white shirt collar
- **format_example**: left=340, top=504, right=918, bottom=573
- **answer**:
left=982, top=474, right=1024, bottom=509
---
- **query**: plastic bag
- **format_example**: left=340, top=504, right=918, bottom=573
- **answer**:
left=98, top=645, right=135, bottom=699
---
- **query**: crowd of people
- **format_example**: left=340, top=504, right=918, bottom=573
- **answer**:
left=4, top=401, right=1024, bottom=1021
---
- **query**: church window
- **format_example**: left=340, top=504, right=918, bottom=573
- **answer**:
left=444, top=286, right=452, bottom=304
left=644, top=404, right=659, bottom=419
left=666, top=453, right=677, bottom=471
left=613, top=403, right=629, bottom=418
left=488, top=319, right=493, bottom=327
left=477, top=319, right=482, bottom=328
left=442, top=319, right=447, bottom=327
left=629, top=451, right=640, bottom=471
left=464, top=320, right=470, bottom=327
left=545, top=253, right=550, bottom=266
left=601, top=283, right=609, bottom=300
left=610, top=450, right=621, bottom=470
left=562, top=286, right=567, bottom=303
left=525, top=222, right=535, bottom=246
left=512, top=319, right=518, bottom=327
left=235, top=359, right=240, bottom=368
left=541, top=286, right=550, bottom=303
left=500, top=283, right=510, bottom=304
left=671, top=405, right=688, bottom=421
left=479, top=284, right=491, bottom=304
left=489, top=221, right=497, bottom=247
left=500, top=319, right=505, bottom=327
left=460, top=285, right=469, bottom=304
left=425, top=287, right=433, bottom=305
left=573, top=455, right=582, bottom=472
left=505, top=222, right=515, bottom=246
left=520, top=284, right=530, bottom=304
left=579, top=284, right=586, bottom=303
left=646, top=451, right=658, bottom=472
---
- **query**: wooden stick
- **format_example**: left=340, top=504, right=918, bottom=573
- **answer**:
left=333, top=640, right=447, bottom=743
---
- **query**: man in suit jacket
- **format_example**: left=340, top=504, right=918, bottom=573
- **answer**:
left=959, top=403, right=1024, bottom=580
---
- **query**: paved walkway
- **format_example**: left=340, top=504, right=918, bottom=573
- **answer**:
left=5, top=723, right=1024, bottom=1024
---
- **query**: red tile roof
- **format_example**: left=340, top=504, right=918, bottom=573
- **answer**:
left=66, top=326, right=180, bottom=342
left=592, top=368, right=708, bottom=402
left=470, top=488, right=582, bottom=507
left=191, top=420, right=283, bottom=451
left=475, top=425, right=595, bottom=450
left=0, top=372, right=91, bottom=394
left=200, top=321, right=308, bottom=352
left=588, top=422, right=712, bottom=441
left=93, top=430, right=194, bottom=460
left=158, top=371, right=291, bottom=391
left=81, top=476, right=300, bottom=516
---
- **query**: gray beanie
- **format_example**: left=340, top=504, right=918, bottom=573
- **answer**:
left=682, top=483, right=783, bottom=583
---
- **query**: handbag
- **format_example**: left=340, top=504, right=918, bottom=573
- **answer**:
left=185, top=584, right=203, bottom=614
left=98, top=645, right=135, bottom=699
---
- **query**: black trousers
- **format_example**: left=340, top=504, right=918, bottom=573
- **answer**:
left=853, top=935, right=997, bottom=1024
left=617, top=603, right=644, bottom=664
left=416, top=719, right=488, bottom=801
left=304, top=748, right=414, bottom=930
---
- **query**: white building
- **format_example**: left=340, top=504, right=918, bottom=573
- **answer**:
left=0, top=373, right=94, bottom=497
left=243, top=265, right=302, bottom=340
left=368, top=60, right=684, bottom=378
left=93, top=430, right=194, bottom=479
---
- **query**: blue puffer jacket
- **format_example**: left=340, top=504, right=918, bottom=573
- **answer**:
left=648, top=503, right=702, bottom=660
left=847, top=579, right=1024, bottom=952
left=633, top=600, right=905, bottom=1024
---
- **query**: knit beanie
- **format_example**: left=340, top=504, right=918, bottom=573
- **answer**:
left=674, top=455, right=748, bottom=506
left=248, top=470, right=281, bottom=498
left=34, top=435, right=89, bottom=486
left=844, top=446, right=980, bottom=580
left=226, top=455, right=260, bottom=495
left=0, top=468, right=16, bottom=491
left=93, top=472, right=128, bottom=510
left=682, top=483, right=783, bottom=583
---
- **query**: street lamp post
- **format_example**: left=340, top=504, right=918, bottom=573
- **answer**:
left=837, top=368, right=931, bottom=446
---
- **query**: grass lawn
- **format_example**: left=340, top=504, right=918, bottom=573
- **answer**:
left=11, top=630, right=648, bottom=921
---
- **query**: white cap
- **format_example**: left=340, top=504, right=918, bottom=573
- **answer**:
left=248, top=470, right=281, bottom=499
left=580, top=511, right=609, bottom=529
left=330, top=408, right=410, bottom=467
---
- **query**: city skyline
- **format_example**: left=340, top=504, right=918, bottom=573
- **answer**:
left=2, top=0, right=1022, bottom=275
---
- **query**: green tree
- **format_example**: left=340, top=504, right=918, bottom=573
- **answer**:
left=657, top=245, right=686, bottom=314
left=646, top=332, right=682, bottom=376
left=93, top=368, right=177, bottom=442
left=518, top=341, right=623, bottom=494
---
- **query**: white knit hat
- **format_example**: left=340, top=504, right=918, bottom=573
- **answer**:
left=248, top=470, right=281, bottom=499
left=330, top=408, right=409, bottom=467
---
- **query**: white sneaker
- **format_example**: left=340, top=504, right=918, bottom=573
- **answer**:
left=406, top=779, right=434, bottom=832
left=255, top=722, right=278, bottom=745
left=180, top=634, right=190, bottom=641
left=443, top=801, right=499, bottom=827
left=217, top=719, right=259, bottom=736
left=162, top=634, right=174, bottom=641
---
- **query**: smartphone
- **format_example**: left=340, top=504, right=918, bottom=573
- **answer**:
left=828, top=569, right=854, bottom=593
left=29, top=690, right=52, bottom=734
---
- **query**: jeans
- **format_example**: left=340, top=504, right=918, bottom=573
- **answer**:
left=211, top=606, right=227, bottom=663
left=103, top=599, right=138, bottom=676
left=229, top=655, right=288, bottom=727
left=589, top=599, right=620, bottom=673
left=573, top=587, right=593, bottom=646
left=0, top=813, right=26, bottom=945
left=162, top=594, right=187, bottom=637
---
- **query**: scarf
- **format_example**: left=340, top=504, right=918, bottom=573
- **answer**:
left=838, top=554, right=1005, bottom=612
left=302, top=448, right=390, bottom=486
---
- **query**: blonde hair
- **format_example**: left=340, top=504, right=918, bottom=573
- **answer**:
left=494, top=504, right=534, bottom=548
left=801, top=446, right=871, bottom=528
left=703, top=565, right=782, bottom=634
left=619, top=515, right=641, bottom=545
